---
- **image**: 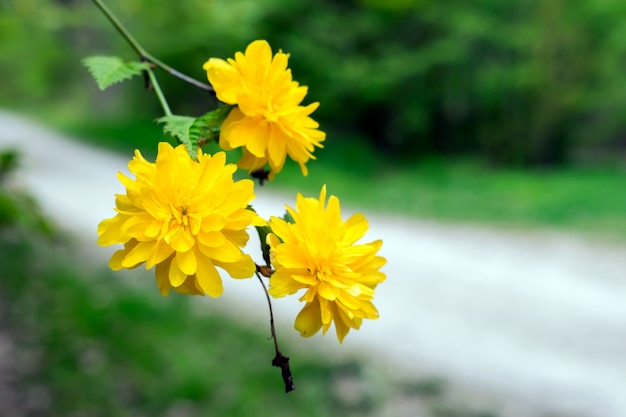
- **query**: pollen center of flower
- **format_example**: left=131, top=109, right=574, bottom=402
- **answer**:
left=181, top=207, right=189, bottom=226
left=169, top=203, right=196, bottom=232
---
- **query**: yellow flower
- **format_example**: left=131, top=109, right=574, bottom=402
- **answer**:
left=267, top=186, right=386, bottom=343
left=97, top=142, right=263, bottom=297
left=203, top=40, right=325, bottom=178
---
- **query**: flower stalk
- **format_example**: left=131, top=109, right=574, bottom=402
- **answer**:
left=144, top=60, right=172, bottom=116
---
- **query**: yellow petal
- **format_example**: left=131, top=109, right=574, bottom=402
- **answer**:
left=196, top=230, right=226, bottom=248
left=216, top=109, right=243, bottom=151
left=221, top=229, right=250, bottom=248
left=145, top=240, right=174, bottom=269
left=251, top=214, right=266, bottom=227
left=108, top=248, right=128, bottom=271
left=172, top=276, right=205, bottom=296
left=343, top=213, right=368, bottom=244
left=97, top=217, right=125, bottom=246
left=334, top=305, right=352, bottom=344
left=203, top=58, right=240, bottom=104
left=237, top=149, right=267, bottom=172
left=273, top=244, right=309, bottom=269
left=169, top=258, right=187, bottom=287
left=121, top=240, right=156, bottom=268
left=317, top=282, right=337, bottom=301
left=267, top=125, right=287, bottom=172
left=227, top=116, right=270, bottom=158
left=294, top=299, right=323, bottom=338
left=319, top=297, right=332, bottom=325
left=244, top=40, right=273, bottom=69
left=214, top=254, right=256, bottom=279
left=176, top=249, right=197, bottom=275
left=155, top=259, right=172, bottom=296
left=268, top=218, right=296, bottom=245
left=168, top=229, right=195, bottom=252
left=268, top=270, right=306, bottom=297
left=195, top=255, right=224, bottom=297
left=198, top=239, right=241, bottom=263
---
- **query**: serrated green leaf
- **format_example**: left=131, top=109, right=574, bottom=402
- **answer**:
left=156, top=115, right=196, bottom=157
left=189, top=105, right=234, bottom=147
left=156, top=106, right=233, bottom=159
left=82, top=56, right=150, bottom=90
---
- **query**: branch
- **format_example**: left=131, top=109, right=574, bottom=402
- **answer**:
left=255, top=271, right=296, bottom=393
left=91, top=0, right=215, bottom=94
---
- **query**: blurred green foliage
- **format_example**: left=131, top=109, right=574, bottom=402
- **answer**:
left=274, top=153, right=626, bottom=240
left=0, top=149, right=52, bottom=234
left=2, top=0, right=626, bottom=165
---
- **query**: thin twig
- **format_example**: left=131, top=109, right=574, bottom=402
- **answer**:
left=91, top=0, right=214, bottom=94
left=255, top=271, right=296, bottom=393
left=255, top=271, right=280, bottom=355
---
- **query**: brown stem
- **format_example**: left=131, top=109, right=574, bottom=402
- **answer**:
left=255, top=271, right=295, bottom=393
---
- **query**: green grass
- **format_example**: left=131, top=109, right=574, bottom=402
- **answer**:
left=57, top=117, right=626, bottom=240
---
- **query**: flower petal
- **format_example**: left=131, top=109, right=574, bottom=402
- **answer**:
left=195, top=255, right=224, bottom=298
left=121, top=240, right=156, bottom=268
left=155, top=258, right=172, bottom=296
left=214, top=254, right=256, bottom=279
left=294, top=299, right=323, bottom=338
left=176, top=249, right=197, bottom=276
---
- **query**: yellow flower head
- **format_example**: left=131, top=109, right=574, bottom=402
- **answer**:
left=267, top=186, right=386, bottom=343
left=97, top=142, right=264, bottom=297
left=203, top=40, right=325, bottom=178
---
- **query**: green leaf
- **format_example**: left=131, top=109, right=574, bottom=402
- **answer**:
left=157, top=106, right=233, bottom=159
left=156, top=115, right=196, bottom=156
left=254, top=225, right=272, bottom=267
left=82, top=56, right=150, bottom=90
left=189, top=105, right=234, bottom=147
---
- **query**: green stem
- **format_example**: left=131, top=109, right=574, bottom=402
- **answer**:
left=91, top=0, right=214, bottom=94
left=146, top=66, right=172, bottom=116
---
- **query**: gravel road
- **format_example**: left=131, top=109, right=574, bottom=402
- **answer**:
left=2, top=110, right=625, bottom=417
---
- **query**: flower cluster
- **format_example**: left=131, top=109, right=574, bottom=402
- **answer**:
left=203, top=40, right=325, bottom=178
left=97, top=40, right=385, bottom=344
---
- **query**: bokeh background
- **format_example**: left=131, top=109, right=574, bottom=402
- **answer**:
left=1, top=0, right=626, bottom=416
left=6, top=0, right=626, bottom=165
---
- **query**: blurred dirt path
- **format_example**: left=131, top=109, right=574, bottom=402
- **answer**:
left=2, top=110, right=626, bottom=417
